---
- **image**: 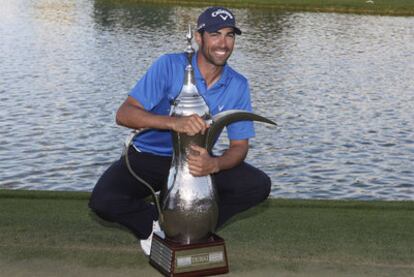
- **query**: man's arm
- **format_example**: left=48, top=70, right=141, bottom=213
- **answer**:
left=187, top=139, right=248, bottom=176
left=116, top=96, right=208, bottom=136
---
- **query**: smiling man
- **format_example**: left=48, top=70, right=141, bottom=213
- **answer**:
left=88, top=6, right=271, bottom=256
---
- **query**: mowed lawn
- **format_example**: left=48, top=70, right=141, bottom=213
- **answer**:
left=1, top=189, right=413, bottom=276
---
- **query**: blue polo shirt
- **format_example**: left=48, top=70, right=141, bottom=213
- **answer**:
left=129, top=52, right=255, bottom=156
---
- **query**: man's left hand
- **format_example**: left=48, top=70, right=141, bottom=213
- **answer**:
left=187, top=145, right=219, bottom=176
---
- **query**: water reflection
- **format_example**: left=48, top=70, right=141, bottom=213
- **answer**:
left=0, top=0, right=413, bottom=200
left=94, top=1, right=174, bottom=30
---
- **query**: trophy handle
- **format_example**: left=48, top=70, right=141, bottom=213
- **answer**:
left=205, top=110, right=277, bottom=153
left=124, top=129, right=164, bottom=224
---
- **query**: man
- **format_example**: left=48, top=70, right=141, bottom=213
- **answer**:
left=89, top=6, right=271, bottom=256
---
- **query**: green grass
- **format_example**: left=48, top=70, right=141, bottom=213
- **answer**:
left=99, top=0, right=414, bottom=16
left=1, top=189, right=414, bottom=276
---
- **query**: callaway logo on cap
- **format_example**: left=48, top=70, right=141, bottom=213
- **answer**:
left=197, top=7, right=242, bottom=35
left=212, top=9, right=233, bottom=20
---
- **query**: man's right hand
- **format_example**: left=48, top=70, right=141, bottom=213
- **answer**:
left=171, top=115, right=209, bottom=136
left=116, top=96, right=209, bottom=136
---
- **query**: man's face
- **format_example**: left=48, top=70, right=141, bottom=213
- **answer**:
left=196, top=27, right=236, bottom=67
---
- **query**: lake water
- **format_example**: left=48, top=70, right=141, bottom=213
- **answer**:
left=1, top=0, right=413, bottom=200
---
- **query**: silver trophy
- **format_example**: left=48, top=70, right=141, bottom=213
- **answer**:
left=147, top=25, right=276, bottom=276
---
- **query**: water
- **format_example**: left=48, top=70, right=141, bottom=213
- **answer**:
left=1, top=0, right=413, bottom=200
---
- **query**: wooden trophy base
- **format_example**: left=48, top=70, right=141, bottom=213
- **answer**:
left=149, top=233, right=229, bottom=277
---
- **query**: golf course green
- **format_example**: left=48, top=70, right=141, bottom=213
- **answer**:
left=1, top=189, right=413, bottom=276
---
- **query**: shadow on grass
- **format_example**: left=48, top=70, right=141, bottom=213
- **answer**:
left=88, top=210, right=137, bottom=238
left=218, top=199, right=271, bottom=231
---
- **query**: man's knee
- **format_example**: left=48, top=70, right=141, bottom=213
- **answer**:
left=259, top=171, right=272, bottom=201
left=234, top=169, right=271, bottom=204
left=88, top=190, right=115, bottom=221
left=88, top=161, right=123, bottom=220
left=246, top=165, right=272, bottom=202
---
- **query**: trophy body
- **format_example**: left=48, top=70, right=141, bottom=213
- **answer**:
left=161, top=66, right=217, bottom=244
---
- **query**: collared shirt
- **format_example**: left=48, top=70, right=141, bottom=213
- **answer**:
left=128, top=52, right=255, bottom=156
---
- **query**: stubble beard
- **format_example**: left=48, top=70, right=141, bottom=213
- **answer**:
left=200, top=42, right=232, bottom=67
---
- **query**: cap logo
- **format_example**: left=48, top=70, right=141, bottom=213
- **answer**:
left=211, top=9, right=233, bottom=21
left=197, top=23, right=205, bottom=30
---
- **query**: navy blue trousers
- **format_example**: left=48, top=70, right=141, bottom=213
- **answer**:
left=89, top=146, right=271, bottom=239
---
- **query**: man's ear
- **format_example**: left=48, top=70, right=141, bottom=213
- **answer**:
left=194, top=31, right=202, bottom=46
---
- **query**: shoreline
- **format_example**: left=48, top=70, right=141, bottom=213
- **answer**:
left=1, top=189, right=413, bottom=276
left=99, top=0, right=414, bottom=16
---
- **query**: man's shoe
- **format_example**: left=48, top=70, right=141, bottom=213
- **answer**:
left=140, top=220, right=165, bottom=256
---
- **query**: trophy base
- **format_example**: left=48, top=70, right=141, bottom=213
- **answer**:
left=149, top=233, right=229, bottom=277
